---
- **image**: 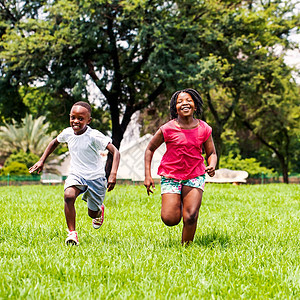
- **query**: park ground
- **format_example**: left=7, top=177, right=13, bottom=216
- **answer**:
left=0, top=183, right=299, bottom=299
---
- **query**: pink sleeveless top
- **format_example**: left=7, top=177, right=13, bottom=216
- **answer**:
left=158, top=119, right=212, bottom=180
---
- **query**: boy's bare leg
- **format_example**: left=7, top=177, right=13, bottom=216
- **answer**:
left=181, top=186, right=203, bottom=245
left=161, top=194, right=182, bottom=226
left=88, top=208, right=101, bottom=218
left=64, top=186, right=81, bottom=232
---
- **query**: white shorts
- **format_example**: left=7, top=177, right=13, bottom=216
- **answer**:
left=64, top=174, right=107, bottom=211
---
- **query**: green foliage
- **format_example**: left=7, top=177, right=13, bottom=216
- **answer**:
left=220, top=152, right=275, bottom=177
left=184, top=0, right=300, bottom=181
left=0, top=161, right=28, bottom=175
left=0, top=0, right=299, bottom=178
left=4, top=150, right=39, bottom=169
left=0, top=76, right=28, bottom=125
left=0, top=114, right=56, bottom=158
left=0, top=0, right=174, bottom=145
left=0, top=184, right=299, bottom=298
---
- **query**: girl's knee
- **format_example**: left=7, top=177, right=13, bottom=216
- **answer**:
left=161, top=214, right=181, bottom=226
left=183, top=211, right=198, bottom=226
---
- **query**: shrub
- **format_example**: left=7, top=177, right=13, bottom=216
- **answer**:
left=4, top=151, right=39, bottom=169
left=220, top=152, right=275, bottom=177
left=1, top=162, right=29, bottom=175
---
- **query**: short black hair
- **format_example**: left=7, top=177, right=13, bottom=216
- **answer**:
left=73, top=101, right=92, bottom=116
left=170, top=88, right=203, bottom=119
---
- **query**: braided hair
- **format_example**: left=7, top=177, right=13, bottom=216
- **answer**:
left=170, top=88, right=203, bottom=119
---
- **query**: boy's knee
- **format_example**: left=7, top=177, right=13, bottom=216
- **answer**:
left=64, top=191, right=76, bottom=204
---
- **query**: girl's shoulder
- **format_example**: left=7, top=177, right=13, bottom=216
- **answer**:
left=197, top=120, right=212, bottom=139
left=160, top=119, right=176, bottom=129
left=160, top=120, right=177, bottom=133
left=198, top=119, right=211, bottom=128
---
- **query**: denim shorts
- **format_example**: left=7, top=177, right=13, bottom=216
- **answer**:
left=161, top=175, right=206, bottom=194
left=64, top=174, right=107, bottom=211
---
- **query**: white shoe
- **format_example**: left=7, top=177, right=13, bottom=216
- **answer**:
left=65, top=230, right=79, bottom=245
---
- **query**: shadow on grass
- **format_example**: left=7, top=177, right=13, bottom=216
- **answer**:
left=194, top=230, right=230, bottom=249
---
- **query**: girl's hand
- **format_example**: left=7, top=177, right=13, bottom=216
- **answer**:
left=144, top=176, right=155, bottom=195
left=206, top=165, right=215, bottom=177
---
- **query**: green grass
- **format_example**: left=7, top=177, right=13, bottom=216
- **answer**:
left=0, top=184, right=299, bottom=299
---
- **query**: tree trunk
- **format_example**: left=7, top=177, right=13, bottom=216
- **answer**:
left=277, top=153, right=289, bottom=184
left=212, top=127, right=222, bottom=170
left=105, top=121, right=124, bottom=179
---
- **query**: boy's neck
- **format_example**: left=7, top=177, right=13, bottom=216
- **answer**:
left=73, top=125, right=88, bottom=135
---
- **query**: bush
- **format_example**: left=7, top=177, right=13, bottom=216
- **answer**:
left=220, top=152, right=275, bottom=178
left=4, top=151, right=39, bottom=169
left=1, top=162, right=29, bottom=175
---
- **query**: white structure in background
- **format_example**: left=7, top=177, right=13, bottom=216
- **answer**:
left=120, top=111, right=141, bottom=150
left=117, top=134, right=166, bottom=181
left=205, top=168, right=248, bottom=184
left=118, top=111, right=166, bottom=181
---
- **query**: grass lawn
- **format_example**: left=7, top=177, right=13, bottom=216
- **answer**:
left=0, top=183, right=299, bottom=299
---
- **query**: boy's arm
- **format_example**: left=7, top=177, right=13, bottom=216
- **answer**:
left=106, top=143, right=120, bottom=192
left=203, top=135, right=217, bottom=177
left=29, top=138, right=60, bottom=174
left=144, top=129, right=164, bottom=195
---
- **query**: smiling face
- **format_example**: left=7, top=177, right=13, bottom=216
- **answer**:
left=69, top=105, right=91, bottom=135
left=176, top=92, right=196, bottom=118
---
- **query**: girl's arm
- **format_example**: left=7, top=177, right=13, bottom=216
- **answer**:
left=106, top=143, right=120, bottom=191
left=144, top=129, right=164, bottom=195
left=29, top=138, right=60, bottom=174
left=203, top=135, right=217, bottom=177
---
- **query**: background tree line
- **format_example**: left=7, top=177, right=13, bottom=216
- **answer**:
left=0, top=0, right=299, bottom=182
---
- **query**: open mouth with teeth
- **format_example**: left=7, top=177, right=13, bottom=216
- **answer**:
left=72, top=125, right=81, bottom=130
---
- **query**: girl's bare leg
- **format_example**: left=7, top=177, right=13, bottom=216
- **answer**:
left=161, top=193, right=182, bottom=226
left=181, top=186, right=203, bottom=244
left=64, top=186, right=81, bottom=232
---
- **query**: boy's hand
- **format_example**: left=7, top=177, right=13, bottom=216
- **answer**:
left=144, top=176, right=155, bottom=196
left=107, top=173, right=116, bottom=191
left=205, top=165, right=215, bottom=177
left=29, top=161, right=44, bottom=174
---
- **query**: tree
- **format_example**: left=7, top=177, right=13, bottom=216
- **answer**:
left=186, top=0, right=299, bottom=166
left=0, top=0, right=299, bottom=179
left=0, top=114, right=56, bottom=158
left=234, top=67, right=300, bottom=183
left=0, top=0, right=194, bottom=174
left=0, top=0, right=45, bottom=124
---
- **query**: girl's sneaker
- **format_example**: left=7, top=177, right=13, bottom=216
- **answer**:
left=65, top=230, right=79, bottom=245
left=92, top=204, right=104, bottom=229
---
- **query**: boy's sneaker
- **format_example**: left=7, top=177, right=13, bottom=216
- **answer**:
left=65, top=230, right=79, bottom=246
left=92, top=204, right=104, bottom=229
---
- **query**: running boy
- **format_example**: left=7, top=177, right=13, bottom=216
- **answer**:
left=29, top=101, right=120, bottom=245
left=144, top=88, right=217, bottom=245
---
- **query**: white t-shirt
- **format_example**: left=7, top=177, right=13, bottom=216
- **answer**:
left=57, top=126, right=111, bottom=180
